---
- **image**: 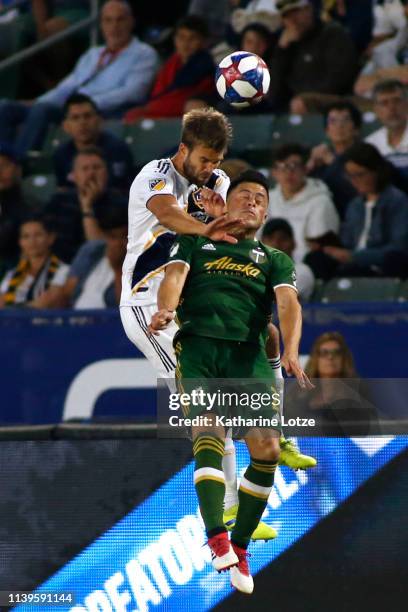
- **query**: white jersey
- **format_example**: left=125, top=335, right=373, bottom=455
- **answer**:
left=120, top=158, right=229, bottom=307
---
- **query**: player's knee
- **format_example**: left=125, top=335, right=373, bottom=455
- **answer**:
left=251, top=437, right=280, bottom=462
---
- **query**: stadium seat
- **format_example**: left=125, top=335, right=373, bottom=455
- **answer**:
left=125, top=118, right=181, bottom=167
left=270, top=114, right=326, bottom=149
left=22, top=174, right=56, bottom=207
left=228, top=115, right=275, bottom=156
left=321, top=277, right=401, bottom=303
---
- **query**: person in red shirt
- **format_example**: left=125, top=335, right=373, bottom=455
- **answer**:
left=124, top=16, right=215, bottom=122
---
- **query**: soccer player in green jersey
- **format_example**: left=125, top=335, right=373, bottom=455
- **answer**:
left=149, top=170, right=311, bottom=594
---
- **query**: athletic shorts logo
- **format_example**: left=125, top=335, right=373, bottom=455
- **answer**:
left=149, top=178, right=166, bottom=191
left=250, top=248, right=266, bottom=264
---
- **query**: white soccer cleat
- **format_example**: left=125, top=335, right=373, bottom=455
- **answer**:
left=230, top=543, right=254, bottom=594
left=208, top=532, right=239, bottom=572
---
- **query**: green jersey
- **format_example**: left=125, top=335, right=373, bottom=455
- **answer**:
left=168, top=235, right=297, bottom=345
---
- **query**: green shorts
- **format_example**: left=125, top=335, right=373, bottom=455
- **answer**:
left=174, top=334, right=281, bottom=436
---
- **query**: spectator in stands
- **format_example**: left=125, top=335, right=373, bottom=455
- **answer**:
left=307, top=101, right=361, bottom=217
left=0, top=0, right=158, bottom=158
left=188, top=0, right=231, bottom=45
left=319, top=0, right=373, bottom=54
left=44, top=147, right=127, bottom=263
left=0, top=214, right=69, bottom=309
left=55, top=93, right=134, bottom=191
left=220, top=158, right=252, bottom=180
left=365, top=80, right=408, bottom=180
left=124, top=16, right=214, bottom=121
left=267, top=143, right=340, bottom=263
left=261, top=218, right=315, bottom=300
left=285, top=332, right=378, bottom=436
left=354, top=2, right=408, bottom=97
left=0, top=144, right=31, bottom=273
left=307, top=143, right=408, bottom=278
left=240, top=22, right=275, bottom=63
left=269, top=0, right=359, bottom=113
left=48, top=203, right=128, bottom=309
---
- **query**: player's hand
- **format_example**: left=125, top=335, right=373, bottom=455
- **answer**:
left=148, top=309, right=175, bottom=335
left=200, top=187, right=226, bottom=219
left=203, top=214, right=244, bottom=244
left=282, top=353, right=314, bottom=389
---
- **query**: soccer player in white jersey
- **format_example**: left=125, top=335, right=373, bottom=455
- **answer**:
left=120, top=108, right=315, bottom=540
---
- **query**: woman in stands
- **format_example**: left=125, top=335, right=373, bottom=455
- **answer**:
left=284, top=331, right=378, bottom=436
left=0, top=215, right=68, bottom=309
left=306, top=142, right=408, bottom=279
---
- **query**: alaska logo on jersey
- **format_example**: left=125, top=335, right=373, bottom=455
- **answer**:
left=149, top=178, right=166, bottom=191
left=204, top=257, right=261, bottom=278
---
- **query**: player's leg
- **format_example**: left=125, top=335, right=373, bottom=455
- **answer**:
left=120, top=305, right=177, bottom=382
left=176, top=335, right=238, bottom=572
left=230, top=428, right=280, bottom=594
left=266, top=322, right=317, bottom=471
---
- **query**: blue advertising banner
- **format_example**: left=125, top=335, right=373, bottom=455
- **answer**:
left=1, top=303, right=407, bottom=424
left=13, top=436, right=408, bottom=612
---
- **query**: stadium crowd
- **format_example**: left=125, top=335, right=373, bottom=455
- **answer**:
left=1, top=0, right=408, bottom=309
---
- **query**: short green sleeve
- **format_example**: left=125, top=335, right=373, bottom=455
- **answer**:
left=167, top=235, right=197, bottom=267
left=269, top=250, right=297, bottom=292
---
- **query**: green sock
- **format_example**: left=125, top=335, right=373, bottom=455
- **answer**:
left=231, top=457, right=278, bottom=548
left=193, top=435, right=226, bottom=535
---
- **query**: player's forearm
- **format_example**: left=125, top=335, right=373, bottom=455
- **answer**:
left=156, top=205, right=206, bottom=236
left=157, top=277, right=183, bottom=311
left=277, top=296, right=302, bottom=357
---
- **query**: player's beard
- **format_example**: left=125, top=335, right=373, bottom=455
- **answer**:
left=182, top=156, right=210, bottom=186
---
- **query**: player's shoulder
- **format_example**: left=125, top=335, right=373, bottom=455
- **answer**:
left=258, top=242, right=294, bottom=267
left=130, top=158, right=174, bottom=196
left=205, top=168, right=230, bottom=191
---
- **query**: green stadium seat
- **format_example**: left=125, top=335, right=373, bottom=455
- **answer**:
left=271, top=114, right=326, bottom=149
left=321, top=277, right=401, bottom=303
left=125, top=118, right=181, bottom=167
left=22, top=174, right=56, bottom=207
left=397, top=280, right=408, bottom=302
left=228, top=115, right=275, bottom=155
left=104, top=120, right=125, bottom=138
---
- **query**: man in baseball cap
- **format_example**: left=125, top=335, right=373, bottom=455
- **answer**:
left=270, top=0, right=358, bottom=113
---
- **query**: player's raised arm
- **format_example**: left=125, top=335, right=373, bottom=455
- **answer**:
left=148, top=262, right=188, bottom=334
left=275, top=286, right=312, bottom=389
left=147, top=195, right=243, bottom=244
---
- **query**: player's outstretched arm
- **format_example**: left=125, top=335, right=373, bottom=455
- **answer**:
left=148, top=262, right=189, bottom=335
left=275, top=287, right=313, bottom=389
left=148, top=195, right=242, bottom=243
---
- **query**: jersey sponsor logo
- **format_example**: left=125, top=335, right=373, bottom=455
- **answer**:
left=250, top=247, right=266, bottom=264
left=149, top=178, right=167, bottom=191
left=201, top=243, right=216, bottom=251
left=204, top=256, right=261, bottom=277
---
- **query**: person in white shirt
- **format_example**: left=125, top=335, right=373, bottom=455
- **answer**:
left=267, top=143, right=340, bottom=263
left=261, top=218, right=315, bottom=301
left=365, top=79, right=408, bottom=179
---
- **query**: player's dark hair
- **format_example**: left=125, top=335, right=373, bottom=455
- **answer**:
left=343, top=142, right=392, bottom=192
left=74, top=146, right=106, bottom=164
left=273, top=143, right=309, bottom=165
left=323, top=100, right=362, bottom=129
left=227, top=169, right=269, bottom=198
left=181, top=108, right=232, bottom=152
left=176, top=15, right=209, bottom=38
left=262, top=218, right=294, bottom=240
left=62, top=93, right=100, bottom=119
left=373, top=79, right=408, bottom=101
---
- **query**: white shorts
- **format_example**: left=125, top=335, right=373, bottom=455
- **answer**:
left=120, top=304, right=177, bottom=381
